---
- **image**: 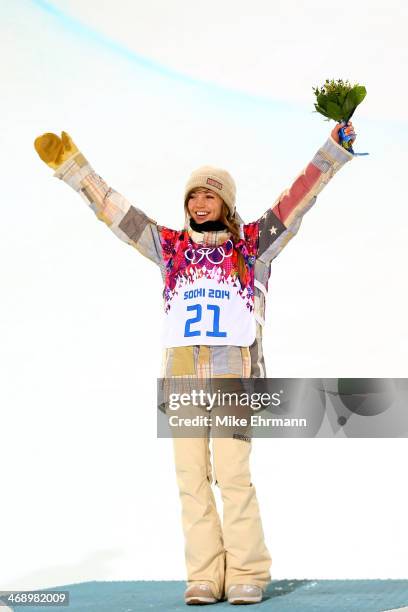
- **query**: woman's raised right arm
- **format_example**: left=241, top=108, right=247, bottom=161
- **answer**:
left=34, top=131, right=167, bottom=269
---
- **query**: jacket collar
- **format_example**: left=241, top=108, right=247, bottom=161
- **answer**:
left=184, top=211, right=244, bottom=246
left=187, top=224, right=231, bottom=246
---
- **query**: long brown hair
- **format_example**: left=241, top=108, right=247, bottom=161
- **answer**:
left=184, top=196, right=247, bottom=287
left=219, top=203, right=248, bottom=287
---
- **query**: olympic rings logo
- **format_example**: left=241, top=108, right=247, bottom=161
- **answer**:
left=185, top=239, right=234, bottom=265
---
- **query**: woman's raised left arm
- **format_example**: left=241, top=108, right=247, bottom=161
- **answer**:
left=252, top=122, right=356, bottom=265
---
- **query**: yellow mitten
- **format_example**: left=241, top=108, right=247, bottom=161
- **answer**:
left=34, top=131, right=79, bottom=170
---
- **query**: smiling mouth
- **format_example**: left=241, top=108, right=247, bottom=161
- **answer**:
left=195, top=211, right=210, bottom=217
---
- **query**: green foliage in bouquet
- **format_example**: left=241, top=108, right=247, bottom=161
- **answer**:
left=312, top=78, right=367, bottom=123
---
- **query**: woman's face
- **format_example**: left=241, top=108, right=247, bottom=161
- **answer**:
left=187, top=188, right=224, bottom=223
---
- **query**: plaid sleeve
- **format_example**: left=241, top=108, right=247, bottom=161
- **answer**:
left=250, top=135, right=354, bottom=265
left=54, top=152, right=165, bottom=268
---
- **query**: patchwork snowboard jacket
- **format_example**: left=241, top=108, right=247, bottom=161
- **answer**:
left=54, top=136, right=354, bottom=381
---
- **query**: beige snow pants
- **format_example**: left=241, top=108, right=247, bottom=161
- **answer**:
left=170, top=431, right=272, bottom=600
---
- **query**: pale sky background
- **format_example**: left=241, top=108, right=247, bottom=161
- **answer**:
left=1, top=0, right=408, bottom=591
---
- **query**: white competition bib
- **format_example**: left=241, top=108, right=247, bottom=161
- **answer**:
left=162, top=271, right=256, bottom=348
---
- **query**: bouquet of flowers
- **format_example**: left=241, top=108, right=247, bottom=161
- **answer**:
left=312, top=78, right=368, bottom=156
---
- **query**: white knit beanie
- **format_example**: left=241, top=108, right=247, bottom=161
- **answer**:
left=184, top=165, right=236, bottom=216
